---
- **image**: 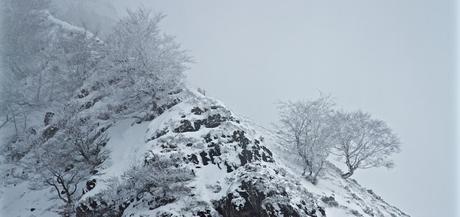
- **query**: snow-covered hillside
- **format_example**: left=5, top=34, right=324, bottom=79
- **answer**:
left=1, top=88, right=410, bottom=217
left=74, top=89, right=409, bottom=217
left=0, top=8, right=409, bottom=217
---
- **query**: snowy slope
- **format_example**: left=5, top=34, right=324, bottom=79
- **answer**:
left=0, top=88, right=410, bottom=217
left=0, top=11, right=101, bottom=217
left=256, top=124, right=409, bottom=217
left=0, top=13, right=410, bottom=217
left=75, top=89, right=409, bottom=217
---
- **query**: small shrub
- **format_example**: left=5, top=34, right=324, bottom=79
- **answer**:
left=321, top=196, right=339, bottom=207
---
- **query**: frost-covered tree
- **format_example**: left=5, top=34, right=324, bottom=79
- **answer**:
left=24, top=105, right=109, bottom=216
left=277, top=96, right=335, bottom=184
left=63, top=114, right=109, bottom=170
left=1, top=0, right=102, bottom=138
left=41, top=28, right=102, bottom=103
left=1, top=4, right=191, bottom=216
left=98, top=8, right=190, bottom=101
left=2, top=0, right=51, bottom=103
left=0, top=0, right=51, bottom=136
left=1, top=0, right=51, bottom=68
left=95, top=153, right=193, bottom=215
left=333, top=111, right=401, bottom=179
left=31, top=140, right=86, bottom=216
left=123, top=153, right=193, bottom=202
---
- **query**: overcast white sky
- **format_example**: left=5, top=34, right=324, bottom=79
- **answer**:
left=55, top=1, right=458, bottom=216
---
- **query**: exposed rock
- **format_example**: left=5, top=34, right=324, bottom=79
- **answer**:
left=71, top=90, right=409, bottom=217
left=191, top=107, right=204, bottom=115
left=44, top=112, right=54, bottom=126
left=78, top=89, right=90, bottom=98
left=321, top=196, right=339, bottom=207
left=42, top=125, right=58, bottom=140
left=174, top=120, right=196, bottom=133
left=215, top=178, right=317, bottom=217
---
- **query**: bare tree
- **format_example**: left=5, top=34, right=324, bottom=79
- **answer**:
left=277, top=96, right=335, bottom=184
left=31, top=137, right=87, bottom=217
left=20, top=105, right=109, bottom=216
left=333, top=111, right=401, bottom=179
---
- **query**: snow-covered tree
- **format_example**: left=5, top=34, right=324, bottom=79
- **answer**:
left=31, top=139, right=86, bottom=216
left=1, top=0, right=50, bottom=102
left=1, top=4, right=192, bottom=216
left=123, top=153, right=193, bottom=201
left=277, top=96, right=335, bottom=184
left=98, top=8, right=190, bottom=101
left=24, top=105, right=109, bottom=216
left=1, top=0, right=102, bottom=139
left=1, top=0, right=50, bottom=137
left=63, top=113, right=109, bottom=170
left=97, top=153, right=193, bottom=214
left=333, top=111, right=401, bottom=179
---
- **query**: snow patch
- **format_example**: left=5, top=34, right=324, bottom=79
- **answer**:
left=81, top=119, right=150, bottom=199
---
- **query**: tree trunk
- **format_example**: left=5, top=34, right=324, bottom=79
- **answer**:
left=36, top=70, right=43, bottom=103
left=341, top=170, right=354, bottom=179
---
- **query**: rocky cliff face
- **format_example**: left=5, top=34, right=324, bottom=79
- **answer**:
left=0, top=89, right=410, bottom=217
left=73, top=89, right=409, bottom=217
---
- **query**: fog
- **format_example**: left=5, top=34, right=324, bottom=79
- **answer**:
left=27, top=0, right=460, bottom=216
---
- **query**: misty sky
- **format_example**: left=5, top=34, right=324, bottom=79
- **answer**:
left=54, top=1, right=458, bottom=216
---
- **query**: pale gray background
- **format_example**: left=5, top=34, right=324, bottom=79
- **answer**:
left=11, top=0, right=460, bottom=216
